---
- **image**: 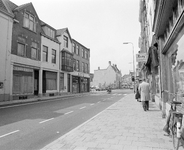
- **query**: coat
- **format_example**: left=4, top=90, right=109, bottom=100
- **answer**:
left=138, top=81, right=150, bottom=101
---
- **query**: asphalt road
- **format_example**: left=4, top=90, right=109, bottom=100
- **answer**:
left=0, top=89, right=133, bottom=150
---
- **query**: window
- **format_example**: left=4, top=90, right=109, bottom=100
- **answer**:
left=17, top=43, right=26, bottom=56
left=62, top=51, right=73, bottom=72
left=64, top=36, right=68, bottom=48
left=52, top=49, right=56, bottom=64
left=13, top=73, right=33, bottom=94
left=76, top=45, right=79, bottom=55
left=73, top=59, right=76, bottom=70
left=23, top=12, right=36, bottom=32
left=72, top=43, right=76, bottom=53
left=31, top=42, right=38, bottom=60
left=85, top=51, right=88, bottom=59
left=76, top=60, right=79, bottom=71
left=43, top=46, right=48, bottom=62
left=82, top=62, right=85, bottom=73
left=43, top=26, right=55, bottom=39
left=82, top=48, right=84, bottom=58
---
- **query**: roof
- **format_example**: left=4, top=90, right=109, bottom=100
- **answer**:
left=56, top=28, right=72, bottom=42
left=0, top=0, right=14, bottom=17
left=13, top=2, right=31, bottom=11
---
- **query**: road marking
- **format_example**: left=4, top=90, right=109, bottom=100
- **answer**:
left=65, top=111, right=74, bottom=115
left=39, top=118, right=54, bottom=124
left=90, top=103, right=94, bottom=106
left=80, top=106, right=86, bottom=109
left=0, top=130, right=20, bottom=138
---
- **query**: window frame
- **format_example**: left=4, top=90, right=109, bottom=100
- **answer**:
left=23, top=12, right=36, bottom=32
left=52, top=49, right=56, bottom=64
left=63, top=35, right=68, bottom=48
left=31, top=42, right=38, bottom=60
left=43, top=45, right=48, bottom=62
left=17, top=42, right=26, bottom=57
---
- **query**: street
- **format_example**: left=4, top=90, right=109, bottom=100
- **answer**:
left=0, top=89, right=133, bottom=150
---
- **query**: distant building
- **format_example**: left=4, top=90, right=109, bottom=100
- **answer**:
left=93, top=61, right=122, bottom=89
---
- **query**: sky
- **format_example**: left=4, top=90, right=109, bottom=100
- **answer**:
left=12, top=0, right=141, bottom=75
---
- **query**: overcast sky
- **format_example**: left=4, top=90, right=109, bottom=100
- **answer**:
left=12, top=0, right=141, bottom=75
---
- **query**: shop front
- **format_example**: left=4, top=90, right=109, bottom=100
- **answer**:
left=72, top=76, right=80, bottom=93
left=12, top=65, right=38, bottom=100
left=42, top=71, right=57, bottom=96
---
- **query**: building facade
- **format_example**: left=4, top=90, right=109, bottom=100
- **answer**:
left=0, top=0, right=14, bottom=101
left=40, top=21, right=60, bottom=97
left=140, top=0, right=184, bottom=118
left=71, top=39, right=90, bottom=93
left=93, top=61, right=122, bottom=89
left=10, top=2, right=42, bottom=100
left=0, top=0, right=91, bottom=102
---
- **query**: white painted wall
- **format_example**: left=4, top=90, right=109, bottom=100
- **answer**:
left=93, top=65, right=116, bottom=88
left=41, top=36, right=60, bottom=93
left=0, top=12, right=13, bottom=100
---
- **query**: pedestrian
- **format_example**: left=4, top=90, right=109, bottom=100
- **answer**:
left=135, top=79, right=141, bottom=102
left=138, top=78, right=150, bottom=111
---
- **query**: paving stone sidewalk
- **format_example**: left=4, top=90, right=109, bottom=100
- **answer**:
left=41, top=94, right=172, bottom=150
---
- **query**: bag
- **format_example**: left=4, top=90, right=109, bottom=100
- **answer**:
left=135, top=91, right=140, bottom=99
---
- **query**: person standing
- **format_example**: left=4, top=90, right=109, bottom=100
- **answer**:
left=139, top=78, right=150, bottom=111
left=135, top=79, right=141, bottom=102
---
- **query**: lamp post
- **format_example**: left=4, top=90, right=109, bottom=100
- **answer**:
left=123, top=42, right=136, bottom=93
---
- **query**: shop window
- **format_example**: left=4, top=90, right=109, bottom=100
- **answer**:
left=13, top=73, right=33, bottom=94
left=46, top=72, right=57, bottom=90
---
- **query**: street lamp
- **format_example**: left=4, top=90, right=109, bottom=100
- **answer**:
left=123, top=42, right=136, bottom=93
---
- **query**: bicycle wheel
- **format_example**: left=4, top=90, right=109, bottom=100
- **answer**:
left=172, top=126, right=180, bottom=150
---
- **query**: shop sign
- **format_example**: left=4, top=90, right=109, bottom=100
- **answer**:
left=136, top=53, right=147, bottom=62
left=78, top=72, right=84, bottom=77
left=13, top=66, right=33, bottom=72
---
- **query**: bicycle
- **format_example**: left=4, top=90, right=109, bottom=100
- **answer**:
left=163, top=100, right=184, bottom=150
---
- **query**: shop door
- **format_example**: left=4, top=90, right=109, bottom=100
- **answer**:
left=34, top=70, right=39, bottom=95
left=67, top=74, right=70, bottom=92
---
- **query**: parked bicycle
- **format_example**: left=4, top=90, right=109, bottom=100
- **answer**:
left=163, top=92, right=184, bottom=150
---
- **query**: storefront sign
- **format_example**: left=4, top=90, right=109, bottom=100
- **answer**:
left=13, top=66, right=33, bottom=72
left=136, top=53, right=147, bottom=62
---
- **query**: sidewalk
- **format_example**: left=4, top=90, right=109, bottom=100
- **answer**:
left=40, top=94, right=172, bottom=150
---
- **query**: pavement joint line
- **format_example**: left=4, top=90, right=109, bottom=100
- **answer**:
left=39, top=118, right=54, bottom=124
left=64, top=111, right=74, bottom=115
left=80, top=106, right=86, bottom=109
left=0, top=130, right=20, bottom=138
left=44, top=94, right=129, bottom=144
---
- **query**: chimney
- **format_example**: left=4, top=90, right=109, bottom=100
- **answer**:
left=98, top=67, right=100, bottom=70
left=109, top=61, right=111, bottom=65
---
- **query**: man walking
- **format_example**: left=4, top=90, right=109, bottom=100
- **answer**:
left=139, top=78, right=150, bottom=111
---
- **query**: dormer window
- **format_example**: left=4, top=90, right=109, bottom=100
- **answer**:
left=23, top=12, right=36, bottom=32
left=43, top=26, right=55, bottom=39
